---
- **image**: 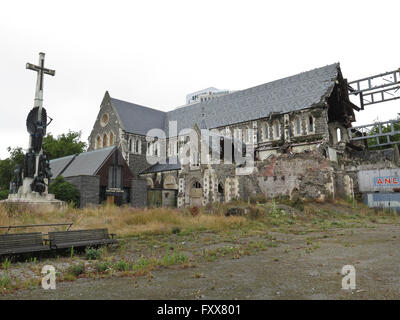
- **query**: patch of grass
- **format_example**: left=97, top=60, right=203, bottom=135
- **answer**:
left=0, top=274, right=12, bottom=289
left=116, top=259, right=131, bottom=271
left=162, top=251, right=187, bottom=266
left=1, top=258, right=11, bottom=270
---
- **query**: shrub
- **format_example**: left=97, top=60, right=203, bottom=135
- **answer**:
left=68, top=263, right=85, bottom=277
left=96, top=261, right=111, bottom=273
left=0, top=190, right=9, bottom=200
left=172, top=227, right=181, bottom=234
left=49, top=176, right=80, bottom=207
left=85, top=247, right=101, bottom=260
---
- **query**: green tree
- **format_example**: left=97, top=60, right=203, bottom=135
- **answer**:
left=367, top=115, right=400, bottom=149
left=49, top=176, right=80, bottom=207
left=0, top=189, right=9, bottom=200
left=0, top=130, right=86, bottom=191
left=0, top=147, right=24, bottom=190
left=43, top=131, right=87, bottom=160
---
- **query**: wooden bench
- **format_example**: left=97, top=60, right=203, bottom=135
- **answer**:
left=48, top=228, right=117, bottom=250
left=0, top=232, right=49, bottom=256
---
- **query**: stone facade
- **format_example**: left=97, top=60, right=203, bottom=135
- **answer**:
left=85, top=67, right=398, bottom=209
left=87, top=93, right=121, bottom=152
left=130, top=179, right=147, bottom=207
left=87, top=99, right=358, bottom=207
left=65, top=175, right=100, bottom=208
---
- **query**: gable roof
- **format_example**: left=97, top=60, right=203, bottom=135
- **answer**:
left=49, top=146, right=115, bottom=178
left=110, top=63, right=340, bottom=136
left=49, top=154, right=76, bottom=178
left=110, top=98, right=166, bottom=136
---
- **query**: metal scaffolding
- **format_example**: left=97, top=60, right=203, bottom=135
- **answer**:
left=348, top=68, right=400, bottom=110
left=348, top=118, right=400, bottom=147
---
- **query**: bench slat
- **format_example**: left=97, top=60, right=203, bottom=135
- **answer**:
left=0, top=232, right=49, bottom=256
left=48, top=229, right=116, bottom=249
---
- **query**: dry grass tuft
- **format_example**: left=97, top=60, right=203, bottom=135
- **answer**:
left=0, top=197, right=397, bottom=237
left=0, top=204, right=246, bottom=236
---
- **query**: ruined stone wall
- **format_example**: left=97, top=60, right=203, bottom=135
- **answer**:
left=247, top=151, right=335, bottom=200
left=176, top=149, right=336, bottom=208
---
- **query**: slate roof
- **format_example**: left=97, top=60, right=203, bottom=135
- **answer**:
left=110, top=98, right=166, bottom=136
left=110, top=63, right=339, bottom=137
left=49, top=154, right=76, bottom=178
left=140, top=157, right=181, bottom=174
left=49, top=146, right=115, bottom=178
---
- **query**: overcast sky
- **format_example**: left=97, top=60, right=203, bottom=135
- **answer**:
left=1, top=0, right=399, bottom=159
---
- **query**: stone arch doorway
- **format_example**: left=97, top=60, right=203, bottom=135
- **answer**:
left=190, top=180, right=203, bottom=207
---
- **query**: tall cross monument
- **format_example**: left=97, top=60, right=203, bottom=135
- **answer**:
left=7, top=53, right=62, bottom=205
left=26, top=52, right=55, bottom=123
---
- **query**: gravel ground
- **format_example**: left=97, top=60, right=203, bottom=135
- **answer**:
left=2, top=223, right=400, bottom=300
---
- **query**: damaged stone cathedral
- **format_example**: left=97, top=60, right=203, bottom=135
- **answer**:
left=50, top=63, right=400, bottom=208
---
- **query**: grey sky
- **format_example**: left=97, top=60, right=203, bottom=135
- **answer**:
left=1, top=0, right=399, bottom=159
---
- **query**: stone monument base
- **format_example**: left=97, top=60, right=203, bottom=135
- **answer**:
left=2, top=192, right=66, bottom=212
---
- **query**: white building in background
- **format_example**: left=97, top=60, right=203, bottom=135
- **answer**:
left=185, top=87, right=232, bottom=105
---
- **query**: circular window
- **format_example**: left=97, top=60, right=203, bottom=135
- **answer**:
left=100, top=113, right=109, bottom=127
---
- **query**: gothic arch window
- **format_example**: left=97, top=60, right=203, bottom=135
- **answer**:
left=96, top=135, right=101, bottom=149
left=147, top=142, right=151, bottom=155
left=192, top=181, right=202, bottom=188
left=154, top=142, right=159, bottom=156
left=192, top=151, right=199, bottom=166
left=135, top=139, right=140, bottom=154
left=103, top=133, right=108, bottom=148
left=218, top=182, right=224, bottom=194
left=336, top=128, right=342, bottom=142
left=245, top=127, right=252, bottom=143
left=273, top=121, right=280, bottom=140
left=264, top=123, right=269, bottom=141
left=129, top=138, right=132, bottom=152
left=293, top=116, right=301, bottom=136
left=109, top=131, right=114, bottom=146
left=308, top=115, right=314, bottom=133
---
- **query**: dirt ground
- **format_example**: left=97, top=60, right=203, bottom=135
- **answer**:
left=2, top=222, right=400, bottom=300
